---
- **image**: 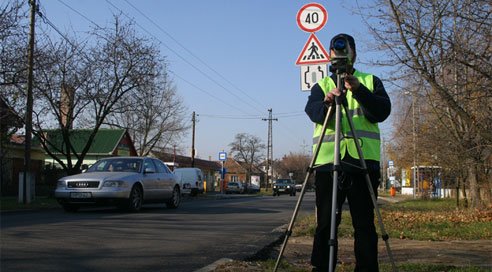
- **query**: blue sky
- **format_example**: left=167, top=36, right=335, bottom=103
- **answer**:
left=37, top=0, right=393, bottom=160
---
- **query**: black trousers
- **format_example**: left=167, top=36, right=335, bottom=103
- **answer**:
left=311, top=170, right=380, bottom=272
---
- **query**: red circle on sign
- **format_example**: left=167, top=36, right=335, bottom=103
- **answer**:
left=296, top=3, right=328, bottom=33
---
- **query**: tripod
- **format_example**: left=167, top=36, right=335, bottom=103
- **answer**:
left=273, top=72, right=397, bottom=272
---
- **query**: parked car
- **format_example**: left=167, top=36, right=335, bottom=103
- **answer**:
left=173, top=167, right=204, bottom=196
left=295, top=183, right=303, bottom=192
left=243, top=183, right=260, bottom=194
left=55, top=157, right=180, bottom=212
left=272, top=178, right=296, bottom=196
left=225, top=182, right=244, bottom=194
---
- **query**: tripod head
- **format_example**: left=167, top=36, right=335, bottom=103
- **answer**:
left=329, top=34, right=355, bottom=75
left=328, top=35, right=355, bottom=106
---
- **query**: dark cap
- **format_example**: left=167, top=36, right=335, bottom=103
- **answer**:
left=330, top=33, right=356, bottom=55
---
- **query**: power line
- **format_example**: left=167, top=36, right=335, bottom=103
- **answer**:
left=56, top=0, right=102, bottom=29
left=105, top=0, right=264, bottom=114
left=54, top=0, right=264, bottom=116
left=170, top=71, right=254, bottom=116
left=36, top=2, right=93, bottom=63
left=198, top=112, right=305, bottom=120
left=122, top=0, right=268, bottom=112
left=199, top=114, right=263, bottom=120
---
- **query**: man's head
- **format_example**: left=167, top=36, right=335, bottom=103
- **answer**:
left=329, top=33, right=356, bottom=73
left=330, top=33, right=356, bottom=62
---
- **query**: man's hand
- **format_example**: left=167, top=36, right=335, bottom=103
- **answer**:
left=344, top=74, right=360, bottom=92
left=324, top=75, right=361, bottom=104
left=324, top=88, right=342, bottom=104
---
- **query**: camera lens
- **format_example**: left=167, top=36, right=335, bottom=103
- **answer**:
left=333, top=39, right=346, bottom=50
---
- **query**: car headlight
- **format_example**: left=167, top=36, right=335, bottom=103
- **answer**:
left=287, top=185, right=291, bottom=188
left=103, top=180, right=127, bottom=187
left=56, top=180, right=66, bottom=188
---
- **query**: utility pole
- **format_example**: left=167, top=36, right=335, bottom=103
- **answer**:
left=412, top=92, right=417, bottom=199
left=23, top=0, right=36, bottom=204
left=262, top=109, right=277, bottom=191
left=191, top=111, right=196, bottom=167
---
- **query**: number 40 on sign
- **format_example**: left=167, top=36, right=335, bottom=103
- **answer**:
left=296, top=3, right=328, bottom=33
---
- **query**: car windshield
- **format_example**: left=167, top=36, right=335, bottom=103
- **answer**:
left=275, top=179, right=292, bottom=184
left=87, top=158, right=142, bottom=173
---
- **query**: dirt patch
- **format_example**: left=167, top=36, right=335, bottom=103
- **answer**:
left=214, top=236, right=492, bottom=271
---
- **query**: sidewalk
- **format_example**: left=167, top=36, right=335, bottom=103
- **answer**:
left=210, top=195, right=492, bottom=271
left=284, top=236, right=492, bottom=269
left=212, top=236, right=492, bottom=271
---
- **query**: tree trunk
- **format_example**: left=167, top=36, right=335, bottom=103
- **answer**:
left=467, top=162, right=480, bottom=208
left=462, top=177, right=468, bottom=209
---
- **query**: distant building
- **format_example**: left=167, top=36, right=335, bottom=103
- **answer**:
left=38, top=128, right=137, bottom=169
left=223, top=158, right=264, bottom=186
left=0, top=135, right=45, bottom=197
left=0, top=98, right=44, bottom=196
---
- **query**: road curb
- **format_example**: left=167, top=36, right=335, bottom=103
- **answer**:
left=193, top=258, right=234, bottom=272
left=194, top=224, right=287, bottom=272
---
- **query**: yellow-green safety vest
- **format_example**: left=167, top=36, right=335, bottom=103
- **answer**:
left=313, top=70, right=381, bottom=165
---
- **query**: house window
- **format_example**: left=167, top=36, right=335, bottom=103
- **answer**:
left=231, top=175, right=238, bottom=182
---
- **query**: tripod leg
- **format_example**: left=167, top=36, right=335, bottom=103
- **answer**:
left=328, top=102, right=343, bottom=272
left=342, top=103, right=398, bottom=272
left=273, top=105, right=335, bottom=272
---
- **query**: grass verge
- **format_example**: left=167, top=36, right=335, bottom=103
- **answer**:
left=0, top=196, right=59, bottom=211
left=293, top=198, right=492, bottom=240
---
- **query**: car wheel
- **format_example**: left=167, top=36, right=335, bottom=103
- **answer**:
left=62, top=204, right=79, bottom=212
left=190, top=188, right=198, bottom=197
left=166, top=185, right=181, bottom=209
left=126, top=184, right=143, bottom=212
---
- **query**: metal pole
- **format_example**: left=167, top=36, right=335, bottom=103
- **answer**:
left=191, top=111, right=196, bottom=167
left=328, top=95, right=343, bottom=272
left=412, top=92, right=417, bottom=199
left=221, top=160, right=224, bottom=194
left=262, top=109, right=277, bottom=191
left=23, top=0, right=36, bottom=204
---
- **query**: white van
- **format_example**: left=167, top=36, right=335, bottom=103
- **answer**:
left=173, top=168, right=204, bottom=196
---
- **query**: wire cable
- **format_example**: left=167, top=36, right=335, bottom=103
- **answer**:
left=105, top=0, right=264, bottom=115
left=122, top=0, right=268, bottom=111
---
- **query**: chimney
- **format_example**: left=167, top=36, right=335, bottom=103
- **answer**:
left=60, top=84, right=74, bottom=128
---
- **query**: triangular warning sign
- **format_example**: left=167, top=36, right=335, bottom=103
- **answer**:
left=296, top=33, right=330, bottom=65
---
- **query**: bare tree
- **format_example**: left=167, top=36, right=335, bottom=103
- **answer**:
left=276, top=152, right=311, bottom=183
left=229, top=133, right=265, bottom=184
left=107, top=65, right=188, bottom=156
left=1, top=0, right=28, bottom=106
left=359, top=0, right=492, bottom=207
left=9, top=14, right=172, bottom=175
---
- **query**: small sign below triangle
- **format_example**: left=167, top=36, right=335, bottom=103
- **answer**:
left=296, top=33, right=330, bottom=65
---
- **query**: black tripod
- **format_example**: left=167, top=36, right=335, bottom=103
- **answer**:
left=273, top=72, right=397, bottom=272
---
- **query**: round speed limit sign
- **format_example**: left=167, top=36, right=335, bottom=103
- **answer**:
left=296, top=3, right=328, bottom=33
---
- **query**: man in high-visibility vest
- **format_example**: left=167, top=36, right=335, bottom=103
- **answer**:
left=305, top=33, right=391, bottom=272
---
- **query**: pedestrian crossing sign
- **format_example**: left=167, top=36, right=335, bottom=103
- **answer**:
left=296, top=33, right=330, bottom=65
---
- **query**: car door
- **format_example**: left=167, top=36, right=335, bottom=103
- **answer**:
left=142, top=158, right=159, bottom=199
left=152, top=159, right=174, bottom=198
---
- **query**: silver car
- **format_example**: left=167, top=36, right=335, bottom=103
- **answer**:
left=55, top=157, right=180, bottom=212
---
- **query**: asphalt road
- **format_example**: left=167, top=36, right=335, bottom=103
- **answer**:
left=1, top=192, right=316, bottom=272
